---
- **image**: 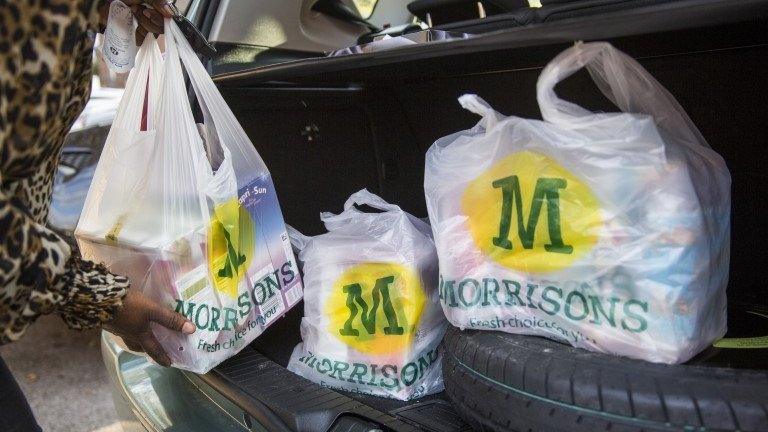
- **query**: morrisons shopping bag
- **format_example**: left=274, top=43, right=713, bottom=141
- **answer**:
left=76, top=23, right=302, bottom=374
left=424, top=42, right=731, bottom=364
left=287, top=190, right=447, bottom=400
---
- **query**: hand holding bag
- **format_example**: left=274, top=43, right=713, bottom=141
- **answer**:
left=77, top=22, right=303, bottom=374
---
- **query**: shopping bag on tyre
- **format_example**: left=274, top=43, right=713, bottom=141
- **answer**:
left=287, top=190, right=447, bottom=400
left=424, top=42, right=730, bottom=364
left=76, top=22, right=303, bottom=373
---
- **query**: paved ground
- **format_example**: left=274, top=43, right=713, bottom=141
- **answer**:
left=0, top=315, right=123, bottom=432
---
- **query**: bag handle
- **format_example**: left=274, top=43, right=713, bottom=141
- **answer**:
left=158, top=21, right=212, bottom=235
left=536, top=42, right=708, bottom=150
left=320, top=189, right=402, bottom=231
left=93, top=34, right=164, bottom=242
left=164, top=20, right=268, bottom=183
left=458, top=94, right=502, bottom=131
left=342, top=189, right=402, bottom=213
left=111, top=33, right=163, bottom=131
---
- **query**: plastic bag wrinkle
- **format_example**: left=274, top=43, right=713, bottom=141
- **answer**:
left=288, top=190, right=447, bottom=400
left=425, top=42, right=729, bottom=364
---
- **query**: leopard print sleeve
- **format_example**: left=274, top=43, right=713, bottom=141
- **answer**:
left=56, top=251, right=130, bottom=331
left=0, top=0, right=131, bottom=344
left=0, top=188, right=129, bottom=343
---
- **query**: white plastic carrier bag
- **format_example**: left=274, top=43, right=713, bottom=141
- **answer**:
left=287, top=190, right=448, bottom=400
left=76, top=23, right=303, bottom=374
left=424, top=42, right=731, bottom=364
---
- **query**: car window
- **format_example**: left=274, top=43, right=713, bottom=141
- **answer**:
left=352, top=0, right=378, bottom=19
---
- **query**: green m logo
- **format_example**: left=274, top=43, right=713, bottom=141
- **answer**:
left=208, top=199, right=254, bottom=298
left=339, top=276, right=404, bottom=337
left=492, top=175, right=573, bottom=255
left=462, top=151, right=601, bottom=272
left=328, top=263, right=426, bottom=354
left=217, top=227, right=247, bottom=279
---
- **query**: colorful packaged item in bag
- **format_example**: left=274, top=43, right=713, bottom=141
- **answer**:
left=424, top=42, right=730, bottom=364
left=287, top=190, right=447, bottom=400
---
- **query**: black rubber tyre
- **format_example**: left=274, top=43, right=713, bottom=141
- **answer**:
left=442, top=326, right=768, bottom=432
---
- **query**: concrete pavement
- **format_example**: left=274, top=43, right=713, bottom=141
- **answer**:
left=0, top=315, right=122, bottom=432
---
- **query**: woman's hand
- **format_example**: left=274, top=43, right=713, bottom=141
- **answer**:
left=98, top=0, right=175, bottom=45
left=129, top=1, right=171, bottom=46
left=103, top=289, right=195, bottom=367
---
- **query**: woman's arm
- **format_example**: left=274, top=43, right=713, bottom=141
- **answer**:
left=0, top=187, right=127, bottom=341
left=0, top=186, right=195, bottom=366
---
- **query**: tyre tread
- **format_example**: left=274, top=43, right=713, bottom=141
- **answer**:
left=441, top=326, right=768, bottom=432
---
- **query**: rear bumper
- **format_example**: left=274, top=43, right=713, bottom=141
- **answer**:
left=100, top=331, right=250, bottom=432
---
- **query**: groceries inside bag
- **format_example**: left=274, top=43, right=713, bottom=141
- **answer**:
left=76, top=24, right=302, bottom=374
left=424, top=42, right=731, bottom=364
left=287, top=190, right=448, bottom=400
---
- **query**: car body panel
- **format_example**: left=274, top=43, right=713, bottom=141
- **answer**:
left=101, top=332, right=252, bottom=431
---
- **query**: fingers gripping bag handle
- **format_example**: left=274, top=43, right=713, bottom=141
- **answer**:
left=536, top=42, right=713, bottom=156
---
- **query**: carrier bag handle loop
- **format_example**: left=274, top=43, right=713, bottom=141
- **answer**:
left=342, top=189, right=403, bottom=213
left=111, top=33, right=163, bottom=132
left=458, top=94, right=503, bottom=131
left=165, top=20, right=268, bottom=186
left=536, top=41, right=709, bottom=152
left=320, top=189, right=403, bottom=231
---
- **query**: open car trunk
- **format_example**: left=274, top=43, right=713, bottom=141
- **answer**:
left=196, top=1, right=768, bottom=430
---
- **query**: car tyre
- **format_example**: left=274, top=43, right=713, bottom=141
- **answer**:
left=442, top=325, right=768, bottom=432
